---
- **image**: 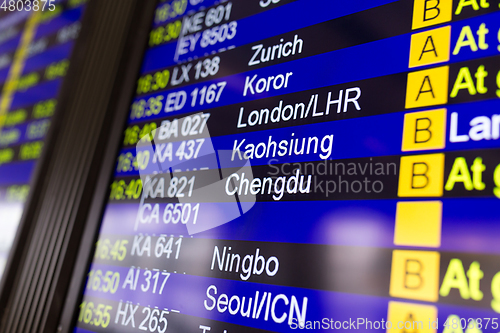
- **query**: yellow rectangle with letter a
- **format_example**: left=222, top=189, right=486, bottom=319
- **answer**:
left=406, top=66, right=449, bottom=109
left=387, top=301, right=437, bottom=333
left=409, top=26, right=451, bottom=68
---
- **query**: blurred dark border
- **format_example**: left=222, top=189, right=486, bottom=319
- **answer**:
left=0, top=0, right=157, bottom=332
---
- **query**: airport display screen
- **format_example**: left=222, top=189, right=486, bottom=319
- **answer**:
left=0, top=0, right=85, bottom=278
left=75, top=0, right=500, bottom=332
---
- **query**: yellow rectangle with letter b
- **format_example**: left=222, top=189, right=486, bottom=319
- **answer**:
left=412, top=0, right=452, bottom=30
left=398, top=153, right=445, bottom=197
left=402, top=109, right=447, bottom=152
left=390, top=250, right=440, bottom=302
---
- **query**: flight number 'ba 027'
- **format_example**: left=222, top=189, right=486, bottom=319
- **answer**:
left=158, top=113, right=210, bottom=141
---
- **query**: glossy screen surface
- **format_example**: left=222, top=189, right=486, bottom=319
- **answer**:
left=0, top=0, right=86, bottom=279
left=75, top=0, right=500, bottom=332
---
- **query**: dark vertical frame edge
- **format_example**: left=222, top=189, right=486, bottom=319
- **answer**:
left=0, top=0, right=96, bottom=323
left=57, top=1, right=157, bottom=332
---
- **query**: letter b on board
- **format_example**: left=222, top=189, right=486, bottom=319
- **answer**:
left=402, top=109, right=447, bottom=151
left=398, top=153, right=445, bottom=197
left=412, top=0, right=453, bottom=30
left=390, top=250, right=440, bottom=302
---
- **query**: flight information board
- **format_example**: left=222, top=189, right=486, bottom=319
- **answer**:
left=0, top=0, right=86, bottom=278
left=74, top=0, right=500, bottom=332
